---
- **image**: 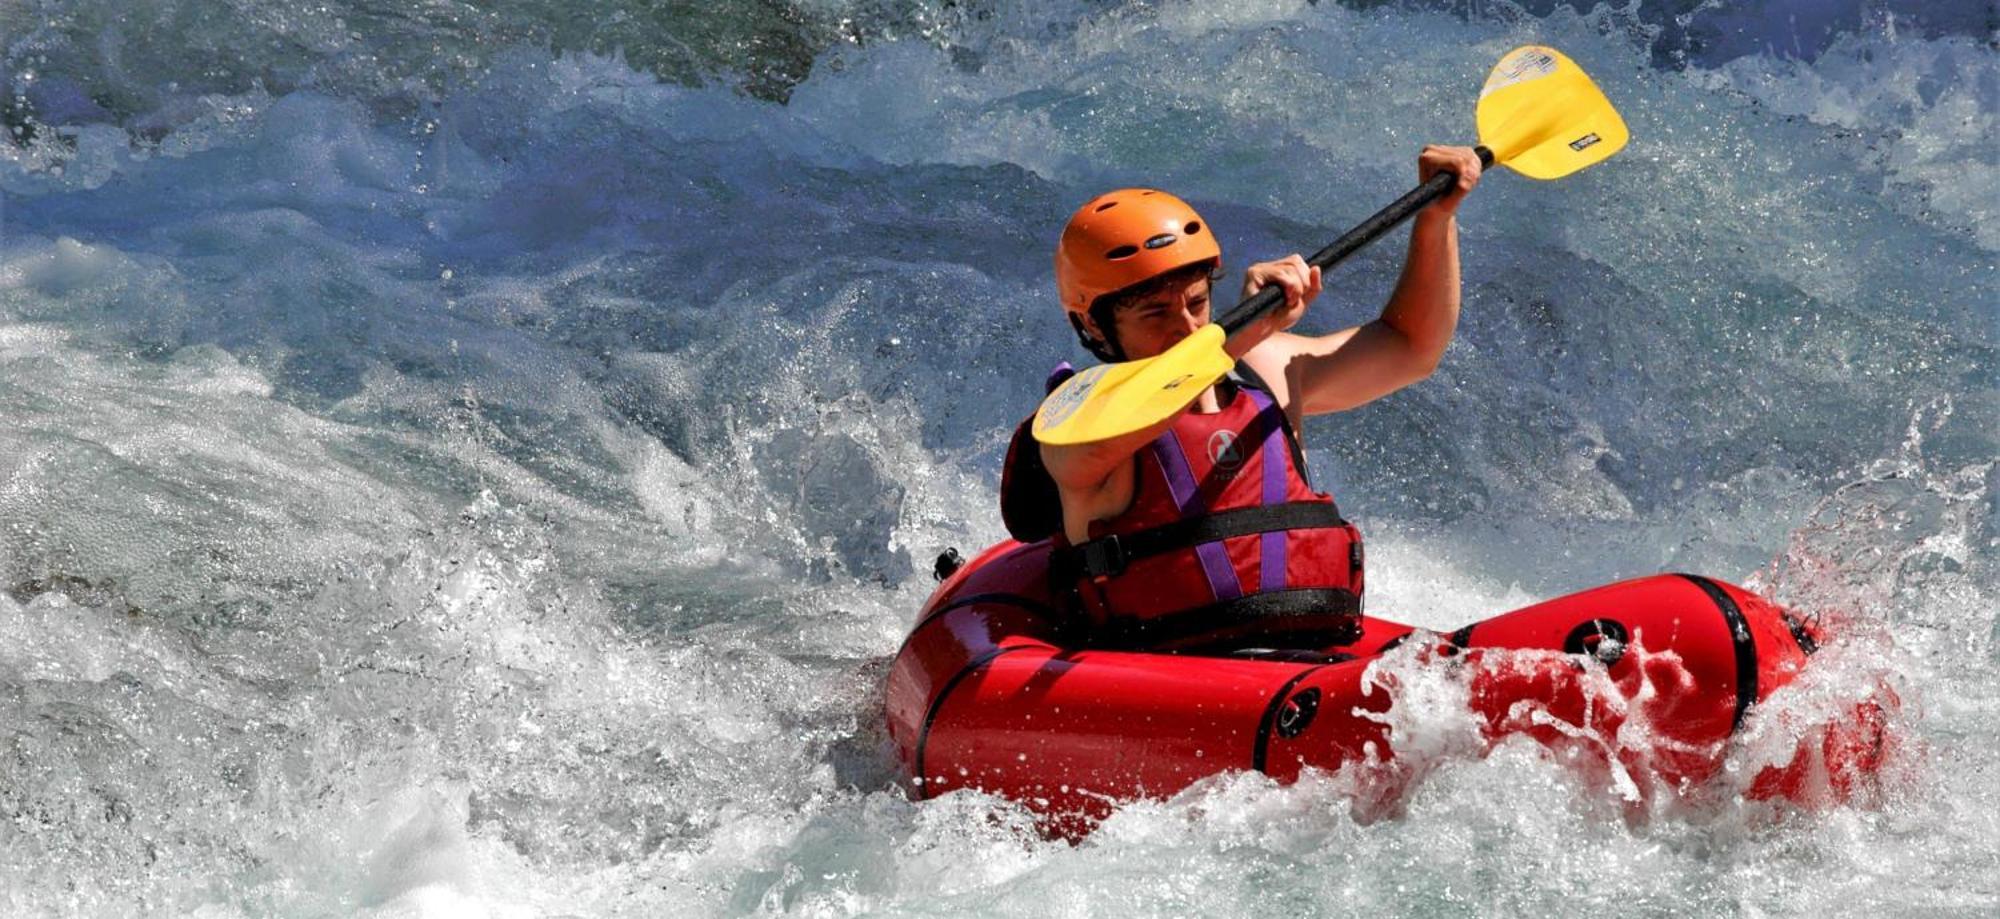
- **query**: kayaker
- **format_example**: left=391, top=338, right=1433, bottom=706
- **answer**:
left=1002, top=146, right=1484, bottom=652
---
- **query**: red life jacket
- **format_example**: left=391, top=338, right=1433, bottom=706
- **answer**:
left=1003, top=366, right=1365, bottom=653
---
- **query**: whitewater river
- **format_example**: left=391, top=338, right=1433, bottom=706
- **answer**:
left=1, top=1, right=1994, bottom=915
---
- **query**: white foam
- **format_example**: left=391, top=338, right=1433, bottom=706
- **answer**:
left=0, top=0, right=1991, bottom=915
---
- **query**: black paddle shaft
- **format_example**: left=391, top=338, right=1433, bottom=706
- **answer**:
left=1217, top=145, right=1495, bottom=335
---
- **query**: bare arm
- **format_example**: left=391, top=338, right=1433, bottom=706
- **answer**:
left=1039, top=409, right=1178, bottom=496
left=1271, top=145, right=1482, bottom=417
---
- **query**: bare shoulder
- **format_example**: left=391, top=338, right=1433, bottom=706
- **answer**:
left=1247, top=325, right=1378, bottom=418
left=1240, top=333, right=1316, bottom=412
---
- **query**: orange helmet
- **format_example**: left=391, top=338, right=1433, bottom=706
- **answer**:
left=1054, top=188, right=1220, bottom=315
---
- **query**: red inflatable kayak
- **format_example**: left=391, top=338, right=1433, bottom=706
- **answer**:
left=887, top=540, right=1891, bottom=831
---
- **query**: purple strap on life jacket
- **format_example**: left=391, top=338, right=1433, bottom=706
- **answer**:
left=1044, top=361, right=1076, bottom=394
left=1246, top=387, right=1290, bottom=593
left=1148, top=430, right=1245, bottom=602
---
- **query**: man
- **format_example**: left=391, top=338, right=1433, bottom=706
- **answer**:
left=1002, top=146, right=1484, bottom=654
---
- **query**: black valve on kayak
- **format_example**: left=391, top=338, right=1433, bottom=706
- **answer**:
left=1276, top=687, right=1321, bottom=739
left=933, top=547, right=965, bottom=582
left=1563, top=618, right=1630, bottom=666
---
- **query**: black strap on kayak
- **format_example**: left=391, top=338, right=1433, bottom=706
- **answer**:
left=1676, top=573, right=1760, bottom=731
left=1059, top=501, right=1348, bottom=580
left=1088, top=587, right=1362, bottom=652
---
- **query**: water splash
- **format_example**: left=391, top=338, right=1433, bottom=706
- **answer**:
left=0, top=0, right=1994, bottom=915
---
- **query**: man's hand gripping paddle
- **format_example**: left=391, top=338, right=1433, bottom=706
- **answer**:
left=1032, top=46, right=1628, bottom=446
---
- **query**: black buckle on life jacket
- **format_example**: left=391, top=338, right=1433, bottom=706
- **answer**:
left=1079, top=534, right=1128, bottom=580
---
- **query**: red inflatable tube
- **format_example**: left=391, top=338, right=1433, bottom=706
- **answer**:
left=885, top=540, right=1891, bottom=830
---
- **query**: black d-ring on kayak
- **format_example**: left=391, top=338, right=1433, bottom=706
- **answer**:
left=1562, top=618, right=1630, bottom=666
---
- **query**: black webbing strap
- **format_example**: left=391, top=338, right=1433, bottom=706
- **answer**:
left=1090, top=587, right=1362, bottom=652
left=1060, top=501, right=1348, bottom=580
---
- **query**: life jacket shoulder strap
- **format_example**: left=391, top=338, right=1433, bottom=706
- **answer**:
left=1059, top=501, right=1348, bottom=579
left=1229, top=360, right=1315, bottom=491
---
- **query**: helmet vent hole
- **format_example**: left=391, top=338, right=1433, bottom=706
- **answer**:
left=1184, top=221, right=1201, bottom=235
left=1139, top=190, right=1156, bottom=195
left=1104, top=245, right=1140, bottom=260
left=1094, top=201, right=1119, bottom=212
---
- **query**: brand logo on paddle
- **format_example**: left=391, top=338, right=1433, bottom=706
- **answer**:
left=1482, top=46, right=1557, bottom=96
left=1207, top=429, right=1245, bottom=471
left=1568, top=132, right=1601, bottom=151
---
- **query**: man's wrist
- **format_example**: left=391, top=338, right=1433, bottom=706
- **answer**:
left=1414, top=209, right=1457, bottom=232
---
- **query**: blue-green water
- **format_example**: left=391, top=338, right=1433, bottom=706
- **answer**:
left=1, top=1, right=1994, bottom=915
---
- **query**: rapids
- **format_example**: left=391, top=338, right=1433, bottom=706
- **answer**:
left=1, top=1, right=1994, bottom=915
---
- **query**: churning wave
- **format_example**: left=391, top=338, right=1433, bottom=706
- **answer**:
left=1, top=1, right=1994, bottom=915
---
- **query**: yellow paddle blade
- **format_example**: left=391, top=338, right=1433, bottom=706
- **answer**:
left=1032, top=324, right=1234, bottom=445
left=1477, top=46, right=1628, bottom=180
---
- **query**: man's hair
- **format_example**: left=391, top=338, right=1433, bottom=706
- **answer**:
left=1069, top=261, right=1222, bottom=362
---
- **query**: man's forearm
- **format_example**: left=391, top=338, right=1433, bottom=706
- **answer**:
left=1379, top=210, right=1461, bottom=372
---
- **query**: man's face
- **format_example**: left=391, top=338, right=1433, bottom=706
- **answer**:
left=1096, top=275, right=1212, bottom=360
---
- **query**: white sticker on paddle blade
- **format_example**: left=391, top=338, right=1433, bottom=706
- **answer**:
left=1036, top=363, right=1108, bottom=430
left=1482, top=47, right=1559, bottom=97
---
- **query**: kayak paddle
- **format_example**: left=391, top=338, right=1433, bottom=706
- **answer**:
left=1032, top=45, right=1628, bottom=446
